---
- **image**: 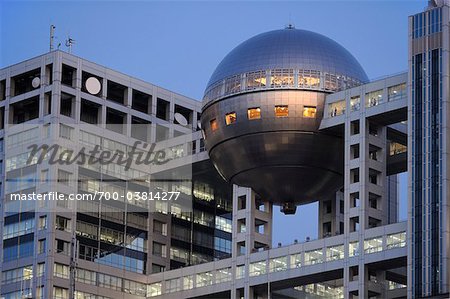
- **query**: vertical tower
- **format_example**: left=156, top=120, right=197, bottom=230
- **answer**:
left=408, top=1, right=449, bottom=297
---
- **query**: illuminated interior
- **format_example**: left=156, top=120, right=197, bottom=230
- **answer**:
left=275, top=105, right=289, bottom=117
left=225, top=112, right=237, bottom=125
left=210, top=119, right=218, bottom=131
left=303, top=106, right=317, bottom=118
left=247, top=107, right=261, bottom=120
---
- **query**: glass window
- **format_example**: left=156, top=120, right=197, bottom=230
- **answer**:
left=271, top=69, right=294, bottom=87
left=366, top=89, right=383, bottom=107
left=364, top=237, right=383, bottom=254
left=247, top=107, right=261, bottom=120
left=275, top=105, right=289, bottom=117
left=166, top=278, right=182, bottom=293
left=152, top=242, right=166, bottom=258
left=216, top=268, right=232, bottom=283
left=388, top=83, right=406, bottom=102
left=387, top=232, right=406, bottom=249
left=76, top=268, right=96, bottom=285
left=215, top=216, right=232, bottom=233
left=53, top=287, right=68, bottom=299
left=225, top=112, right=236, bottom=125
left=328, top=100, right=346, bottom=117
left=304, top=249, right=323, bottom=265
left=349, top=241, right=359, bottom=257
left=326, top=245, right=344, bottom=261
left=55, top=216, right=71, bottom=232
left=210, top=119, right=218, bottom=132
left=270, top=256, right=288, bottom=272
left=153, top=220, right=167, bottom=236
left=148, top=282, right=162, bottom=297
left=246, top=71, right=266, bottom=90
left=38, top=239, right=46, bottom=254
left=350, top=96, right=361, bottom=112
left=236, top=265, right=245, bottom=279
left=54, top=263, right=69, bottom=279
left=291, top=253, right=302, bottom=269
left=303, top=106, right=317, bottom=118
left=183, top=275, right=194, bottom=290
left=39, top=215, right=47, bottom=229
left=196, top=271, right=213, bottom=287
left=250, top=261, right=267, bottom=276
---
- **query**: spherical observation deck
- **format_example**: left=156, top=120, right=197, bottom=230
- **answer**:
left=201, top=27, right=368, bottom=214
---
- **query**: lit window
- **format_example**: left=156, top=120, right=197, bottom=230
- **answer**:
left=210, top=119, right=218, bottom=131
left=247, top=107, right=261, bottom=120
left=225, top=112, right=236, bottom=125
left=275, top=105, right=289, bottom=117
left=303, top=106, right=317, bottom=118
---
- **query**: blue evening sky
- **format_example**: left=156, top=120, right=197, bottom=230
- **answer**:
left=1, top=0, right=423, bottom=246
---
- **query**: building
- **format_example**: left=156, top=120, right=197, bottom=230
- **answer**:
left=0, top=1, right=448, bottom=299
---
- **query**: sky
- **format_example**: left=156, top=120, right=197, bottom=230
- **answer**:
left=1, top=0, right=422, bottom=246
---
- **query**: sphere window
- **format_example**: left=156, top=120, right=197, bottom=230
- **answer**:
left=247, top=108, right=261, bottom=120
left=225, top=112, right=237, bottom=125
left=210, top=119, right=218, bottom=132
left=303, top=106, right=317, bottom=118
left=275, top=105, right=289, bottom=117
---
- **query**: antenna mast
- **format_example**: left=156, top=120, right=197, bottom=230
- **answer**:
left=50, top=25, right=56, bottom=51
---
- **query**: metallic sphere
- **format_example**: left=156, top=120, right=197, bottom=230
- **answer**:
left=201, top=27, right=367, bottom=214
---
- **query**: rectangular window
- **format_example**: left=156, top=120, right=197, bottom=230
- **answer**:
left=196, top=272, right=213, bottom=287
left=225, top=112, right=236, bottom=125
left=291, top=253, right=301, bottom=269
left=236, top=265, right=245, bottom=279
left=275, top=105, right=289, bottom=117
left=247, top=107, right=261, bottom=120
left=210, top=119, right=218, bottom=131
left=366, top=89, right=383, bottom=107
left=153, top=220, right=167, bottom=236
left=326, top=245, right=344, bottom=261
left=269, top=256, right=288, bottom=272
left=350, top=96, right=361, bottom=111
left=216, top=268, right=232, bottom=283
left=364, top=237, right=383, bottom=254
left=250, top=261, right=267, bottom=276
left=39, top=216, right=47, bottom=229
left=304, top=249, right=323, bottom=265
left=387, top=232, right=406, bottom=249
left=55, top=216, right=71, bottom=231
left=38, top=239, right=46, bottom=254
left=54, top=263, right=69, bottom=279
left=303, top=106, right=317, bottom=118
left=388, top=83, right=406, bottom=102
left=152, top=242, right=166, bottom=258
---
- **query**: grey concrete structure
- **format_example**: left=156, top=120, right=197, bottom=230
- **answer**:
left=1, top=2, right=450, bottom=299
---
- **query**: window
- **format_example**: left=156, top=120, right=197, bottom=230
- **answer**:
left=57, top=169, right=72, bottom=186
left=270, top=256, right=288, bottom=272
left=250, top=261, right=267, bottom=276
left=329, top=100, right=345, bottom=117
left=166, top=278, right=182, bottom=293
left=225, top=112, right=236, bottom=125
left=216, top=268, right=231, bottom=283
left=388, top=83, right=406, bottom=101
left=215, top=237, right=231, bottom=253
left=236, top=265, right=245, bottom=279
left=387, top=232, right=406, bottom=249
left=275, top=105, right=288, bottom=117
left=210, top=119, right=218, bottom=131
left=152, top=264, right=165, bottom=273
left=54, top=263, right=69, bottom=279
left=37, top=263, right=45, bottom=276
left=59, top=124, right=73, bottom=140
left=304, top=249, right=323, bottom=265
left=38, top=239, right=46, bottom=254
left=215, top=216, right=232, bottom=233
left=1, top=265, right=33, bottom=284
left=153, top=242, right=166, bottom=258
left=326, top=245, right=344, bottom=261
left=350, top=96, right=361, bottom=111
left=291, top=253, right=301, bottom=269
left=247, top=107, right=261, bottom=120
left=53, top=287, right=68, bottom=299
left=366, top=89, right=383, bottom=107
left=148, top=282, right=162, bottom=297
left=364, top=237, right=383, bottom=254
left=75, top=268, right=96, bottom=285
left=39, top=215, right=47, bottom=230
left=303, top=106, right=317, bottom=118
left=55, top=216, right=71, bottom=231
left=183, top=275, right=194, bottom=290
left=153, top=220, right=167, bottom=236
left=196, top=272, right=213, bottom=287
left=98, top=273, right=122, bottom=291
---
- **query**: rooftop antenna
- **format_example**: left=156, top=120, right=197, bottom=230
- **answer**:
left=65, top=36, right=75, bottom=53
left=285, top=13, right=295, bottom=30
left=49, top=25, right=56, bottom=51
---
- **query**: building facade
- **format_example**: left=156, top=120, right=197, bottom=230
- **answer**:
left=0, top=1, right=449, bottom=299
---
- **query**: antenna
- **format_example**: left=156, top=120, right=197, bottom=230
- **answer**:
left=49, top=25, right=56, bottom=51
left=65, top=36, right=76, bottom=53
